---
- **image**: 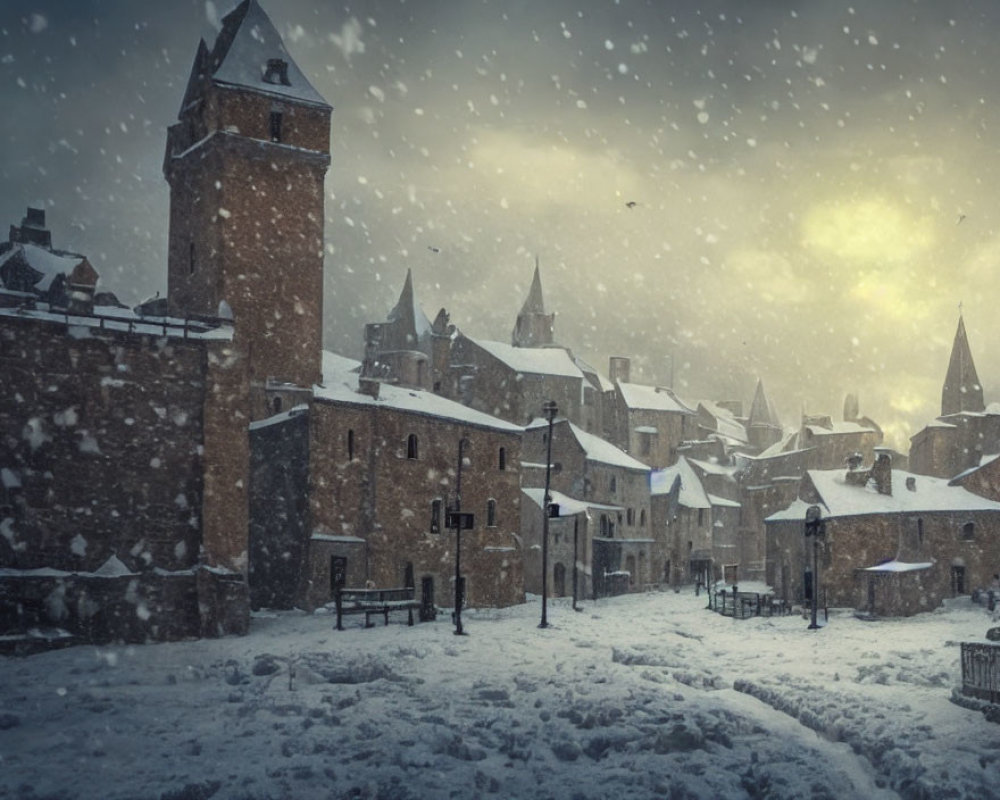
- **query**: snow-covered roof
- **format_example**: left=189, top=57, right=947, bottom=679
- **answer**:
left=650, top=457, right=710, bottom=509
left=618, top=382, right=696, bottom=414
left=574, top=356, right=614, bottom=392
left=317, top=350, right=522, bottom=433
left=804, top=420, right=878, bottom=437
left=526, top=419, right=649, bottom=473
left=707, top=494, right=741, bottom=509
left=687, top=457, right=738, bottom=478
left=470, top=338, right=583, bottom=379
left=0, top=243, right=85, bottom=292
left=210, top=0, right=330, bottom=108
left=767, top=467, right=1000, bottom=522
left=521, top=487, right=622, bottom=516
left=949, top=453, right=1000, bottom=485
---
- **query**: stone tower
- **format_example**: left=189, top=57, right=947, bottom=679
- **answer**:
left=164, top=0, right=332, bottom=415
left=511, top=260, right=555, bottom=348
left=941, top=315, right=984, bottom=417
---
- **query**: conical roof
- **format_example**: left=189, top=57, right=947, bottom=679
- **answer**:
left=941, top=315, right=984, bottom=416
left=387, top=269, right=432, bottom=340
left=205, top=0, right=329, bottom=108
left=518, top=262, right=546, bottom=317
left=748, top=379, right=781, bottom=429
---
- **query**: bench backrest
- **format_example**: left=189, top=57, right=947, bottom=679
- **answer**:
left=338, top=587, right=415, bottom=603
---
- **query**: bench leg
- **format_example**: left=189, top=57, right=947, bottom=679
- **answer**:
left=364, top=611, right=375, bottom=628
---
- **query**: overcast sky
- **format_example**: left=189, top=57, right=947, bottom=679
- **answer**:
left=4, top=0, right=1000, bottom=450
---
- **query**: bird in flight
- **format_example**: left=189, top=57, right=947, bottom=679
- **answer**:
left=958, top=214, right=967, bottom=225
left=427, top=246, right=440, bottom=253
left=625, top=201, right=637, bottom=209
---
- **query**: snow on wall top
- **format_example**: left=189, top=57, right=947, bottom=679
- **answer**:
left=618, top=382, right=696, bottom=414
left=210, top=0, right=330, bottom=108
left=0, top=243, right=84, bottom=291
left=521, top=487, right=622, bottom=516
left=0, top=303, right=234, bottom=341
left=317, top=350, right=522, bottom=433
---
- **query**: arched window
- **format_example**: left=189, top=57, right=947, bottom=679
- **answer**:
left=600, top=514, right=609, bottom=536
left=640, top=509, right=646, bottom=527
left=627, top=508, right=635, bottom=526
left=407, top=434, right=419, bottom=460
left=430, top=499, right=441, bottom=533
left=610, top=476, right=617, bottom=494
left=962, top=521, right=975, bottom=541
left=498, top=447, right=507, bottom=471
left=487, top=499, right=497, bottom=527
left=272, top=396, right=282, bottom=414
left=347, top=429, right=355, bottom=461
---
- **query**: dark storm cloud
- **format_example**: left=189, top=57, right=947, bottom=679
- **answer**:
left=4, top=0, right=1000, bottom=448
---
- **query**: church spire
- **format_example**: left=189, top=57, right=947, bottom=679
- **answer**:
left=941, top=314, right=984, bottom=416
left=747, top=378, right=782, bottom=452
left=511, top=259, right=555, bottom=348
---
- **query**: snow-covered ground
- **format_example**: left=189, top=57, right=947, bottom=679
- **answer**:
left=1, top=590, right=998, bottom=800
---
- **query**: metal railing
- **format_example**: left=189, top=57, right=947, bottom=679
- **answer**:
left=961, top=642, right=1000, bottom=703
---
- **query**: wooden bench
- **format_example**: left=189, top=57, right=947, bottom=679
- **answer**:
left=335, top=587, right=419, bottom=630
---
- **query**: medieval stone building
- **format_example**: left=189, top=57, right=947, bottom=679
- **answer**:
left=910, top=315, right=1000, bottom=479
left=765, top=452, right=1000, bottom=615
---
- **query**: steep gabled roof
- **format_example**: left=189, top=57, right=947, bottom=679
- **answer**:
left=471, top=338, right=582, bottom=379
left=650, top=457, right=710, bottom=508
left=204, top=0, right=329, bottom=108
left=941, top=315, right=984, bottom=417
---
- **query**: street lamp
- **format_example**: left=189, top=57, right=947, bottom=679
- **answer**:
left=804, top=504, right=825, bottom=630
left=539, top=400, right=558, bottom=628
left=449, top=438, right=474, bottom=636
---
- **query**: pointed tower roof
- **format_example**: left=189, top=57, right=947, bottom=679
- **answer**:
left=387, top=268, right=432, bottom=342
left=512, top=259, right=555, bottom=348
left=198, top=0, right=329, bottom=108
left=748, top=379, right=781, bottom=429
left=519, top=261, right=546, bottom=317
left=941, top=315, right=984, bottom=416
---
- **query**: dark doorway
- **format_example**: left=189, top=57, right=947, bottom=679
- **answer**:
left=420, top=576, right=436, bottom=621
left=331, top=556, right=347, bottom=598
left=951, top=565, right=966, bottom=595
left=554, top=563, right=566, bottom=597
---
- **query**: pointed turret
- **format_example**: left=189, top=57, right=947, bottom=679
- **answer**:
left=512, top=260, right=555, bottom=347
left=747, top=379, right=782, bottom=452
left=362, top=270, right=434, bottom=389
left=942, top=315, right=984, bottom=416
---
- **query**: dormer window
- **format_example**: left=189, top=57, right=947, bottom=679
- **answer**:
left=263, top=58, right=290, bottom=86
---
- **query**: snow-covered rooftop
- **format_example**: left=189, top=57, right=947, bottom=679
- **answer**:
left=767, top=467, right=1000, bottom=521
left=521, top=487, right=622, bottom=516
left=527, top=418, right=649, bottom=472
left=470, top=337, right=583, bottom=379
left=317, top=350, right=522, bottom=433
left=650, top=457, right=710, bottom=508
left=618, top=382, right=696, bottom=414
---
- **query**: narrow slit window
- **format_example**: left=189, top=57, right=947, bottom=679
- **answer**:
left=269, top=111, right=283, bottom=142
left=487, top=499, right=497, bottom=527
left=407, top=434, right=419, bottom=460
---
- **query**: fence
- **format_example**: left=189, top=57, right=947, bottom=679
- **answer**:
left=708, top=589, right=787, bottom=619
left=961, top=642, right=1000, bottom=703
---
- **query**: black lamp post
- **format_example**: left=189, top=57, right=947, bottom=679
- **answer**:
left=804, top=504, right=825, bottom=630
left=452, top=438, right=467, bottom=635
left=539, top=400, right=558, bottom=628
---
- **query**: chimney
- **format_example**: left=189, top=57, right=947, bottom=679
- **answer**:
left=357, top=377, right=380, bottom=399
left=608, top=356, right=630, bottom=384
left=870, top=450, right=892, bottom=496
left=844, top=452, right=867, bottom=486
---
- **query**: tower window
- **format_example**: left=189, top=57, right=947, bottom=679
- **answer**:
left=498, top=447, right=506, bottom=471
left=487, top=499, right=497, bottom=527
left=269, top=111, right=283, bottom=142
left=263, top=58, right=290, bottom=86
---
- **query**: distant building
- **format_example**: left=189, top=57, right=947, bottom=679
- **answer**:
left=910, top=315, right=1000, bottom=479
